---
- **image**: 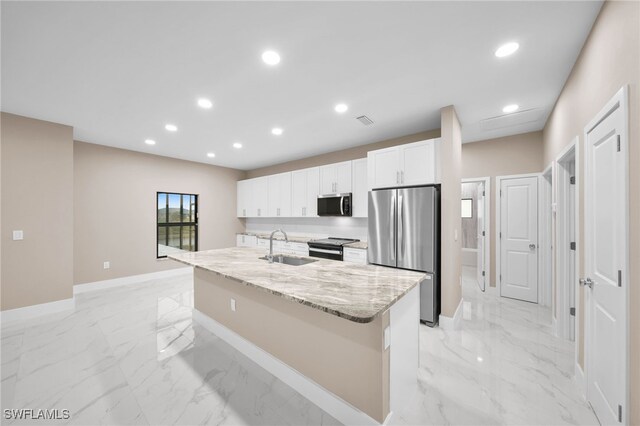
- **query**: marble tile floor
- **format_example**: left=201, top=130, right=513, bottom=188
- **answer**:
left=0, top=267, right=599, bottom=425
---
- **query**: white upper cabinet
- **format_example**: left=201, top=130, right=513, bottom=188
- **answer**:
left=351, top=158, right=368, bottom=218
left=237, top=179, right=250, bottom=217
left=291, top=167, right=319, bottom=217
left=252, top=177, right=269, bottom=217
left=319, top=161, right=352, bottom=194
left=367, top=138, right=440, bottom=189
left=267, top=172, right=292, bottom=217
left=368, top=147, right=400, bottom=189
left=400, top=139, right=436, bottom=186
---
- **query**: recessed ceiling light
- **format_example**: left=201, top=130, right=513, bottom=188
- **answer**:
left=334, top=103, right=348, bottom=113
left=262, top=50, right=280, bottom=66
left=502, top=104, right=519, bottom=113
left=198, top=98, right=213, bottom=109
left=165, top=124, right=178, bottom=132
left=271, top=127, right=283, bottom=135
left=233, top=142, right=243, bottom=149
left=207, top=152, right=216, bottom=158
left=145, top=139, right=156, bottom=146
left=495, top=42, right=519, bottom=58
left=477, top=356, right=483, bottom=362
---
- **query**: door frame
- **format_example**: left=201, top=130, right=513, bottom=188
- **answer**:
left=495, top=173, right=542, bottom=299
left=555, top=138, right=579, bottom=342
left=583, top=86, right=629, bottom=421
left=540, top=163, right=554, bottom=309
left=462, top=177, right=491, bottom=291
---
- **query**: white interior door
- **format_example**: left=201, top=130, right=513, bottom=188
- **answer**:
left=585, top=93, right=627, bottom=425
left=500, top=176, right=538, bottom=303
left=476, top=182, right=485, bottom=291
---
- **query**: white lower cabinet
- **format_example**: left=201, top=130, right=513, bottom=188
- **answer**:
left=236, top=234, right=257, bottom=247
left=343, top=248, right=367, bottom=265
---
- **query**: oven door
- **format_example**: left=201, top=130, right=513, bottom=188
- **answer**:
left=308, top=246, right=343, bottom=261
left=317, top=193, right=351, bottom=217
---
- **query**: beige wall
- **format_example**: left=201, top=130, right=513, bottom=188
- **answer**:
left=461, top=131, right=544, bottom=287
left=245, top=129, right=440, bottom=178
left=541, top=1, right=640, bottom=422
left=1, top=113, right=74, bottom=310
left=74, top=141, right=245, bottom=285
left=194, top=268, right=389, bottom=422
left=440, top=106, right=462, bottom=318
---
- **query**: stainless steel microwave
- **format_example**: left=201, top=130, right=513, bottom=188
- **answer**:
left=317, top=193, right=352, bottom=217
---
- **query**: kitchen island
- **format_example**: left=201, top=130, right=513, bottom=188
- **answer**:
left=170, top=247, right=424, bottom=425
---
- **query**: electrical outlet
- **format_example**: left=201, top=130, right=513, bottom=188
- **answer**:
left=230, top=298, right=236, bottom=312
left=103, top=261, right=110, bottom=269
left=12, top=230, right=24, bottom=241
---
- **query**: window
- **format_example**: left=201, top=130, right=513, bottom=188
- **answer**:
left=461, top=198, right=473, bottom=218
left=157, top=192, right=198, bottom=258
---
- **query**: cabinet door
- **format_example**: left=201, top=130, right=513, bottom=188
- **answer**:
left=368, top=147, right=400, bottom=189
left=351, top=158, right=368, bottom=217
left=279, top=172, right=292, bottom=217
left=267, top=175, right=280, bottom=217
left=335, top=161, right=352, bottom=193
left=400, top=140, right=435, bottom=185
left=319, top=164, right=337, bottom=194
left=237, top=180, right=248, bottom=217
left=306, top=167, right=320, bottom=217
left=267, top=173, right=292, bottom=217
left=253, top=177, right=269, bottom=217
left=291, top=169, right=307, bottom=217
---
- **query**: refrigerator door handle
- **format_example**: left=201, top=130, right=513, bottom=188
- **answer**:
left=398, top=194, right=404, bottom=258
left=390, top=193, right=396, bottom=261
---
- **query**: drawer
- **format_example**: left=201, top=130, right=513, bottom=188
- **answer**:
left=288, top=242, right=309, bottom=252
left=257, top=238, right=269, bottom=248
left=343, top=248, right=367, bottom=264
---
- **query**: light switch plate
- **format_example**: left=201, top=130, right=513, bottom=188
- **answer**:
left=230, top=298, right=236, bottom=312
left=12, top=230, right=24, bottom=241
left=383, top=326, right=390, bottom=349
left=103, top=261, right=110, bottom=269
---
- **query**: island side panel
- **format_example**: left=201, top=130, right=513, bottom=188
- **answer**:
left=194, top=268, right=389, bottom=423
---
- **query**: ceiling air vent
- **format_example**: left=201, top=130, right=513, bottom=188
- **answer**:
left=479, top=108, right=543, bottom=132
left=356, top=115, right=374, bottom=126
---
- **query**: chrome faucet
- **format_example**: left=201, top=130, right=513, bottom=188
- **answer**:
left=267, top=229, right=288, bottom=263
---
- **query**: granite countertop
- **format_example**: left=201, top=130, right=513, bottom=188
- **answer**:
left=237, top=232, right=313, bottom=244
left=344, top=241, right=368, bottom=250
left=238, top=232, right=368, bottom=248
left=170, top=247, right=423, bottom=323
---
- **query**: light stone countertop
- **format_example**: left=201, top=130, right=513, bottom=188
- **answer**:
left=170, top=247, right=423, bottom=323
left=237, top=232, right=313, bottom=243
left=344, top=241, right=368, bottom=250
left=237, top=232, right=368, bottom=248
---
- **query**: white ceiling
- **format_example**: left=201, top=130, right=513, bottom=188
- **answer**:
left=1, top=1, right=602, bottom=170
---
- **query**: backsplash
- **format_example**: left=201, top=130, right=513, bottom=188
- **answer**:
left=244, top=217, right=368, bottom=241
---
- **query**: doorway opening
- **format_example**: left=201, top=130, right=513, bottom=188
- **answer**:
left=461, top=177, right=490, bottom=292
left=555, top=141, right=578, bottom=341
left=540, top=165, right=553, bottom=310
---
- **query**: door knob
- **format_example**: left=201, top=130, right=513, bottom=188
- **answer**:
left=579, top=277, right=594, bottom=289
left=529, top=243, right=536, bottom=250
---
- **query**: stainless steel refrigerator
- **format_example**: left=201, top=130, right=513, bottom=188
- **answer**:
left=368, top=185, right=440, bottom=326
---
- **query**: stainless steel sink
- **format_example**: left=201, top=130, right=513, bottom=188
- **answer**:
left=259, top=255, right=318, bottom=266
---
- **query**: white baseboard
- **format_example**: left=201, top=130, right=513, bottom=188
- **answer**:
left=439, top=297, right=463, bottom=330
left=193, top=309, right=383, bottom=426
left=74, top=267, right=192, bottom=294
left=0, top=297, right=75, bottom=324
left=574, top=362, right=586, bottom=398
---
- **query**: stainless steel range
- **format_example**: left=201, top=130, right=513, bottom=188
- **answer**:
left=307, top=237, right=360, bottom=261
